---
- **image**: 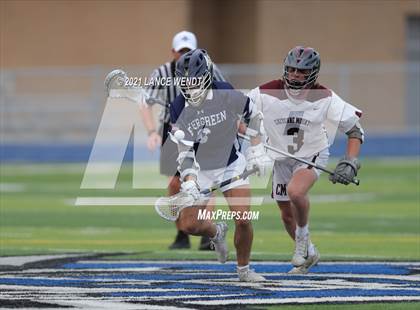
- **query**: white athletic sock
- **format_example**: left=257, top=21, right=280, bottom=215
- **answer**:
left=296, top=224, right=309, bottom=237
left=308, top=242, right=315, bottom=255
left=237, top=264, right=249, bottom=272
left=211, top=224, right=220, bottom=240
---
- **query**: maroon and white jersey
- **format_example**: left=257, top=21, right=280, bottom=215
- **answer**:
left=247, top=79, right=363, bottom=158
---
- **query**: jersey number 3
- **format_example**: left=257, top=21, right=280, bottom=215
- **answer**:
left=287, top=127, right=304, bottom=154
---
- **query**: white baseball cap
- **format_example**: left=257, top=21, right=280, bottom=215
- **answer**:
left=172, top=31, right=197, bottom=52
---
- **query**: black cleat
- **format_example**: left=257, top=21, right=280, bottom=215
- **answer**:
left=169, top=230, right=190, bottom=250
left=199, top=235, right=214, bottom=251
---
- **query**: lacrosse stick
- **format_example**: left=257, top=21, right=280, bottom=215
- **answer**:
left=154, top=166, right=259, bottom=221
left=104, top=69, right=167, bottom=107
left=238, top=133, right=359, bottom=186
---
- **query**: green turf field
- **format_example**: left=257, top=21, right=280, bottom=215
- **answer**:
left=1, top=158, right=419, bottom=309
left=1, top=158, right=419, bottom=260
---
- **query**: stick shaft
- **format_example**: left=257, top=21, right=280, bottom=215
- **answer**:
left=201, top=166, right=259, bottom=195
left=238, top=133, right=359, bottom=185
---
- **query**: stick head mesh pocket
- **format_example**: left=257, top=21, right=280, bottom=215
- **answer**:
left=154, top=192, right=194, bottom=221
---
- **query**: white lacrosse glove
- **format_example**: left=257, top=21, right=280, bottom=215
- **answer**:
left=245, top=143, right=272, bottom=176
left=180, top=180, right=201, bottom=202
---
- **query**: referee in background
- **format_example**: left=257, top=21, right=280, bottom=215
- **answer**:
left=140, top=31, right=226, bottom=250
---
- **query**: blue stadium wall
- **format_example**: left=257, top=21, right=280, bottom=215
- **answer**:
left=1, top=133, right=419, bottom=162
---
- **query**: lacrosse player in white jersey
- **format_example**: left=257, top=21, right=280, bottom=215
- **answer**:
left=247, top=46, right=364, bottom=274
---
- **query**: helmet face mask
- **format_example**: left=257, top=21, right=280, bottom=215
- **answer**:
left=283, top=46, right=321, bottom=98
left=176, top=49, right=214, bottom=107
left=182, top=69, right=212, bottom=106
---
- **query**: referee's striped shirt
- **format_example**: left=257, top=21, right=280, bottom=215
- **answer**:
left=145, top=60, right=226, bottom=125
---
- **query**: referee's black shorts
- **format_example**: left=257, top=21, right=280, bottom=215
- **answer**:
left=160, top=123, right=180, bottom=177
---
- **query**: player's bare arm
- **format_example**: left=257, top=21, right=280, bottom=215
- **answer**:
left=330, top=113, right=364, bottom=185
left=140, top=105, right=162, bottom=151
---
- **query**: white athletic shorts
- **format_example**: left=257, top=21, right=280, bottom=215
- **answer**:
left=272, top=148, right=330, bottom=201
left=198, top=152, right=249, bottom=199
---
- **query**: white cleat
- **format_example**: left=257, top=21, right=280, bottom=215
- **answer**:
left=238, top=268, right=266, bottom=282
left=292, top=233, right=310, bottom=267
left=210, top=222, right=228, bottom=263
left=288, top=245, right=320, bottom=274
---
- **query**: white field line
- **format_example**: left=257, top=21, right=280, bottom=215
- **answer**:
left=0, top=183, right=25, bottom=192
left=72, top=192, right=375, bottom=206
left=3, top=286, right=420, bottom=299
left=1, top=291, right=250, bottom=301
left=259, top=193, right=376, bottom=204
left=0, top=267, right=162, bottom=275
left=72, top=260, right=420, bottom=266
left=44, top=299, right=191, bottom=310
left=42, top=295, right=420, bottom=308
left=181, top=278, right=420, bottom=289
left=0, top=285, right=206, bottom=293
left=158, top=273, right=420, bottom=282
left=0, top=254, right=91, bottom=267
left=178, top=272, right=420, bottom=282
left=309, top=192, right=376, bottom=203
left=4, top=297, right=190, bottom=310
left=74, top=197, right=264, bottom=206
left=5, top=278, right=416, bottom=293
left=185, top=296, right=420, bottom=305
left=2, top=271, right=419, bottom=283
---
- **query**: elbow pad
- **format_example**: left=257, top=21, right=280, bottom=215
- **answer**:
left=177, top=150, right=200, bottom=181
left=346, top=122, right=364, bottom=143
left=245, top=111, right=264, bottom=138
